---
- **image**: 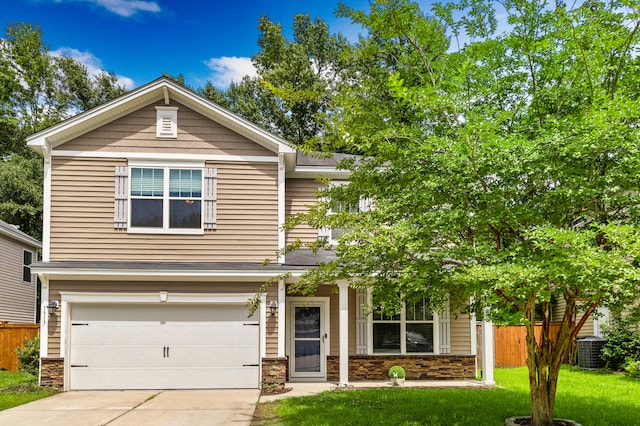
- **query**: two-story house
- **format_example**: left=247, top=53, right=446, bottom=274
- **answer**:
left=27, top=77, right=481, bottom=391
left=0, top=219, right=41, bottom=323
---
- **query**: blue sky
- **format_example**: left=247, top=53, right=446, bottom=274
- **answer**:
left=4, top=0, right=381, bottom=90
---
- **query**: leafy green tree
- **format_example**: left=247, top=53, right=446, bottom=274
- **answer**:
left=285, top=1, right=640, bottom=425
left=203, top=14, right=347, bottom=147
left=0, top=154, right=43, bottom=239
left=0, top=22, right=127, bottom=238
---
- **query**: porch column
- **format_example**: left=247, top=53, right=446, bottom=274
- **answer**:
left=338, top=281, right=349, bottom=386
left=481, top=320, right=495, bottom=385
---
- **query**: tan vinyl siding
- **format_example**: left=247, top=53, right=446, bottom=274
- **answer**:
left=285, top=178, right=321, bottom=244
left=58, top=101, right=274, bottom=157
left=0, top=235, right=37, bottom=323
left=265, top=284, right=279, bottom=357
left=450, top=313, right=473, bottom=354
left=47, top=280, right=265, bottom=357
left=49, top=157, right=278, bottom=262
left=312, top=286, right=357, bottom=356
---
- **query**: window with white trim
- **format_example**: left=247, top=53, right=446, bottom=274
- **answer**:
left=318, top=181, right=371, bottom=244
left=114, top=164, right=217, bottom=233
left=372, top=298, right=435, bottom=354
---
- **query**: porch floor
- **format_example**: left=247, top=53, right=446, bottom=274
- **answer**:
left=259, top=379, right=492, bottom=402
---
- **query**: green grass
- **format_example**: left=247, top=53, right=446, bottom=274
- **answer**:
left=0, top=371, right=57, bottom=411
left=252, top=367, right=640, bottom=426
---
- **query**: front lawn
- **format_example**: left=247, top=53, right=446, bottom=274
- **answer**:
left=252, top=366, right=640, bottom=425
left=0, top=371, right=57, bottom=411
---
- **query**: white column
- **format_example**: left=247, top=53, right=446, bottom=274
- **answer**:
left=38, top=275, right=49, bottom=386
left=338, top=281, right=349, bottom=386
left=481, top=320, right=495, bottom=385
left=277, top=153, right=285, bottom=264
left=278, top=279, right=285, bottom=357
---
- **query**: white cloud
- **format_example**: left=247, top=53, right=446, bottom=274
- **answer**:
left=203, top=56, right=258, bottom=89
left=55, top=0, right=161, bottom=17
left=51, top=47, right=135, bottom=89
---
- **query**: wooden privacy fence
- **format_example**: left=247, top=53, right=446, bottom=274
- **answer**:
left=494, top=322, right=563, bottom=368
left=0, top=322, right=39, bottom=371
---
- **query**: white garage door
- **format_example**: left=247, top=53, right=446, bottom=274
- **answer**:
left=69, top=303, right=260, bottom=390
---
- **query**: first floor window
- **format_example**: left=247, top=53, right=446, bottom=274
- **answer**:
left=23, top=250, right=33, bottom=282
left=130, top=167, right=202, bottom=230
left=373, top=298, right=434, bottom=354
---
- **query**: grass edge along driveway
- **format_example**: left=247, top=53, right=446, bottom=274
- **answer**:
left=252, top=366, right=640, bottom=426
left=0, top=371, right=57, bottom=411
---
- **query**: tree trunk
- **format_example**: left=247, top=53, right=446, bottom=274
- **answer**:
left=523, top=295, right=574, bottom=426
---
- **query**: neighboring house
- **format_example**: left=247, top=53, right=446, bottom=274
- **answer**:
left=27, top=77, right=483, bottom=391
left=0, top=219, right=41, bottom=323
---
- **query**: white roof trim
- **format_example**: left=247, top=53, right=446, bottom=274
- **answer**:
left=0, top=220, right=41, bottom=248
left=27, top=77, right=295, bottom=157
left=32, top=266, right=306, bottom=282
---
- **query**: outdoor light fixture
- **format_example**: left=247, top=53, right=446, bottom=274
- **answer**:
left=47, top=300, right=59, bottom=317
left=269, top=300, right=278, bottom=316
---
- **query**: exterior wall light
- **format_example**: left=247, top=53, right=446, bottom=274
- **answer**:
left=47, top=300, right=59, bottom=317
left=269, top=300, right=278, bottom=316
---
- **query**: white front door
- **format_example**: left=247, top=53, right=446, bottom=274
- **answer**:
left=289, top=299, right=328, bottom=379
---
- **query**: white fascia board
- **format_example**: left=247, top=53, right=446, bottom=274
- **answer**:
left=27, top=82, right=164, bottom=151
left=0, top=223, right=41, bottom=248
left=288, top=166, right=352, bottom=179
left=166, top=85, right=295, bottom=155
left=51, top=150, right=279, bottom=163
left=32, top=267, right=307, bottom=281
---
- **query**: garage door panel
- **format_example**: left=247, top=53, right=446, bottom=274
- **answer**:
left=69, top=303, right=260, bottom=390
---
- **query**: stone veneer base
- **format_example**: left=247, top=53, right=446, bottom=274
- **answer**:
left=326, top=354, right=476, bottom=381
left=40, top=357, right=64, bottom=389
left=261, top=357, right=287, bottom=392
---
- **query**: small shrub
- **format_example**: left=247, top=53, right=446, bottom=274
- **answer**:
left=388, top=365, right=406, bottom=379
left=601, top=316, right=640, bottom=371
left=15, top=335, right=40, bottom=376
left=622, top=357, right=640, bottom=378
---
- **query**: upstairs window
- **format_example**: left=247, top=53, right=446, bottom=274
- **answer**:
left=23, top=250, right=33, bottom=282
left=114, top=163, right=217, bottom=233
left=318, top=181, right=371, bottom=244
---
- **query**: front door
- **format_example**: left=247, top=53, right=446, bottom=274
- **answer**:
left=289, top=300, right=328, bottom=379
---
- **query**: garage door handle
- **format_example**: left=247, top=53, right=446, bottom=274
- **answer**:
left=71, top=365, right=88, bottom=368
left=243, top=364, right=259, bottom=367
left=163, top=346, right=170, bottom=358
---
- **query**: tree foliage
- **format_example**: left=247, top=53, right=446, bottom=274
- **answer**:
left=201, top=14, right=348, bottom=147
left=286, top=1, right=640, bottom=424
left=0, top=22, right=126, bottom=238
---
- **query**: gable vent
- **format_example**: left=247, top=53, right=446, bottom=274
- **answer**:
left=155, top=106, right=178, bottom=138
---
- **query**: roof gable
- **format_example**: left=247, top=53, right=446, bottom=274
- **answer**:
left=27, top=77, right=295, bottom=157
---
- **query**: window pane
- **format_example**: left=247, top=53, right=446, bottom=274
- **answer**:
left=131, top=199, right=163, bottom=227
left=169, top=200, right=201, bottom=228
left=169, top=169, right=201, bottom=198
left=131, top=168, right=163, bottom=197
left=406, top=323, right=433, bottom=353
left=406, top=298, right=433, bottom=321
left=373, top=323, right=400, bottom=353
left=23, top=251, right=32, bottom=265
left=294, top=307, right=320, bottom=338
left=294, top=340, right=321, bottom=372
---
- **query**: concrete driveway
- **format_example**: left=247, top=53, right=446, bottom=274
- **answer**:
left=0, top=389, right=260, bottom=426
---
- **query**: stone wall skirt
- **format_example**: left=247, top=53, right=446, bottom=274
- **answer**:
left=326, top=355, right=476, bottom=381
